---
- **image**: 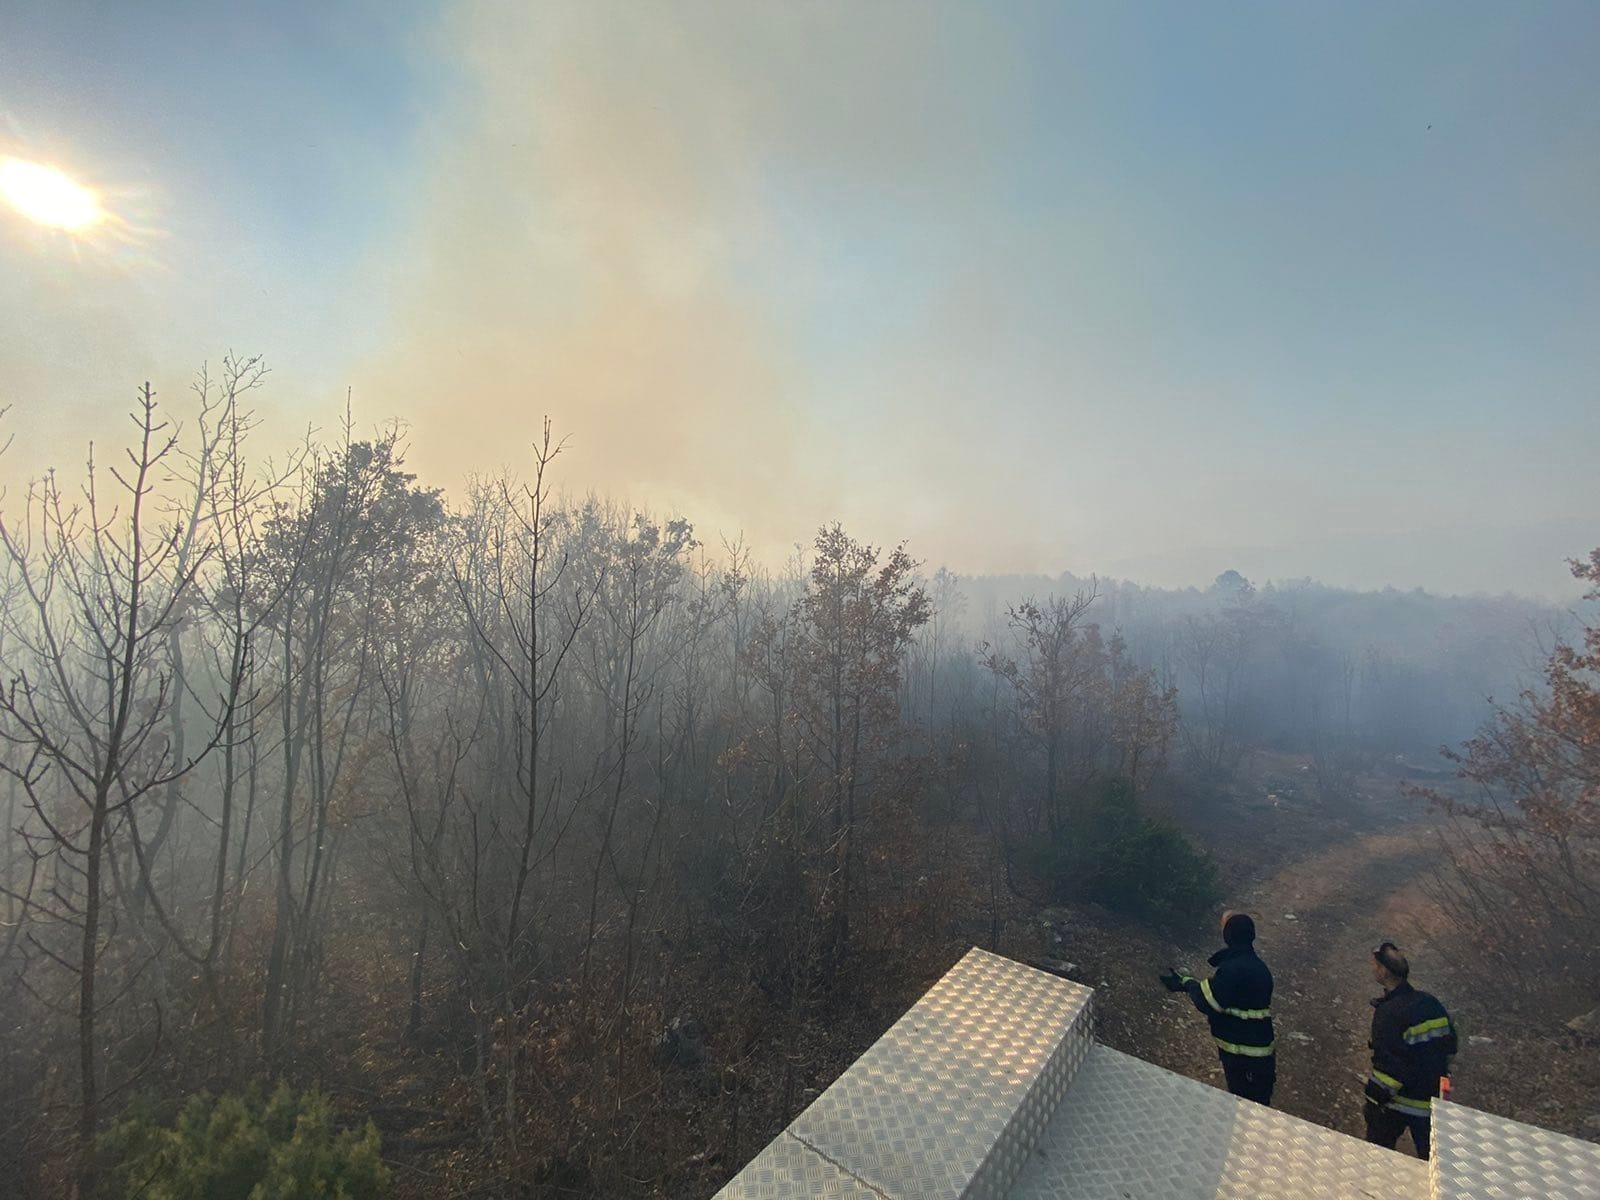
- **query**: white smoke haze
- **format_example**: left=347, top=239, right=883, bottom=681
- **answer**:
left=354, top=2, right=1145, bottom=574
left=3, top=2, right=1595, bottom=596
left=336, top=2, right=1595, bottom=596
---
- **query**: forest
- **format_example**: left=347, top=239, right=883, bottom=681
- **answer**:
left=0, top=364, right=1594, bottom=1198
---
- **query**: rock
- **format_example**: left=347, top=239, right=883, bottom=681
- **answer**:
left=658, top=1014, right=708, bottom=1069
left=1033, top=958, right=1078, bottom=979
left=1468, top=1034, right=1494, bottom=1046
left=1283, top=913, right=1298, bottom=922
left=1566, top=1006, right=1600, bottom=1039
left=1287, top=1031, right=1313, bottom=1043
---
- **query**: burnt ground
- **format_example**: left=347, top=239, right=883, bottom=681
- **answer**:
left=1016, top=751, right=1600, bottom=1154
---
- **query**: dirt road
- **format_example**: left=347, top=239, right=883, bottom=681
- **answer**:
left=1223, top=825, right=1442, bottom=1139
left=1060, top=757, right=1598, bottom=1149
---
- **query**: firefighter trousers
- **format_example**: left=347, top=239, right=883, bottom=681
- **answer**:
left=1364, top=1100, right=1431, bottom=1160
left=1220, top=1052, right=1275, bottom=1106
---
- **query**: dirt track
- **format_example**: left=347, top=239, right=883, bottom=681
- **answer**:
left=1222, top=825, right=1443, bottom=1140
left=1058, top=755, right=1598, bottom=1150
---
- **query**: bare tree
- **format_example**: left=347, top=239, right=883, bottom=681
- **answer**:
left=1106, top=631, right=1179, bottom=803
left=117, top=358, right=293, bottom=1065
left=425, top=423, right=608, bottom=1147
left=980, top=588, right=1099, bottom=842
left=792, top=525, right=930, bottom=967
left=257, top=418, right=439, bottom=1054
left=1175, top=610, right=1254, bottom=777
left=0, top=386, right=233, bottom=1190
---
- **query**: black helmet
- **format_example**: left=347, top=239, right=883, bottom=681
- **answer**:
left=1223, top=912, right=1256, bottom=946
left=1373, top=941, right=1410, bottom=978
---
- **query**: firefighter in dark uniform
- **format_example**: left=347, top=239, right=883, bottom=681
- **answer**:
left=1365, top=941, right=1457, bottom=1159
left=1160, top=911, right=1276, bottom=1105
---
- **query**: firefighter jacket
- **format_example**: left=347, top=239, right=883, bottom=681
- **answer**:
left=1366, top=982, right=1457, bottom=1119
left=1179, top=944, right=1275, bottom=1059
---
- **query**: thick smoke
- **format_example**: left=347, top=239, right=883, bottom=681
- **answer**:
left=353, top=1, right=1026, bottom=560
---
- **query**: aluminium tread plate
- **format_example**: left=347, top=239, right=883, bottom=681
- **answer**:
left=1431, top=1100, right=1600, bottom=1200
left=1009, top=1044, right=1429, bottom=1200
left=729, top=948, right=1093, bottom=1200
left=789, top=948, right=1095, bottom=1199
left=711, top=951, right=1600, bottom=1200
left=714, top=1132, right=885, bottom=1200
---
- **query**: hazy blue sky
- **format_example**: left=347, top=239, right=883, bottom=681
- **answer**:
left=2, top=2, right=1596, bottom=596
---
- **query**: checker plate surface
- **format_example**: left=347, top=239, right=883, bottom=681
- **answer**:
left=714, top=1132, right=884, bottom=1200
left=1009, top=1045, right=1429, bottom=1200
left=1432, top=1100, right=1600, bottom=1200
left=790, top=949, right=1094, bottom=1200
left=720, top=949, right=1093, bottom=1200
left=712, top=951, right=1600, bottom=1200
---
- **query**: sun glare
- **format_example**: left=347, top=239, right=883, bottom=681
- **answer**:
left=0, top=156, right=107, bottom=233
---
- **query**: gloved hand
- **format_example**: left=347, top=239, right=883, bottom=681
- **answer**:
left=1159, top=968, right=1186, bottom=993
left=1364, top=1076, right=1396, bottom=1107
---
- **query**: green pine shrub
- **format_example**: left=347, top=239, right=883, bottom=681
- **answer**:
left=1022, top=778, right=1222, bottom=928
left=98, top=1083, right=389, bottom=1200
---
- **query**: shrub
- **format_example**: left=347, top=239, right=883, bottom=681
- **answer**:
left=1082, top=805, right=1221, bottom=928
left=1022, top=779, right=1221, bottom=928
left=99, top=1083, right=389, bottom=1200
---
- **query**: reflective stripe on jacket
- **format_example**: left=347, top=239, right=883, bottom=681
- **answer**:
left=1181, top=944, right=1275, bottom=1059
left=1369, top=982, right=1457, bottom=1119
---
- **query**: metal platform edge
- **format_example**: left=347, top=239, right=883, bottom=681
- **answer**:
left=714, top=951, right=1600, bottom=1200
left=716, top=948, right=1096, bottom=1200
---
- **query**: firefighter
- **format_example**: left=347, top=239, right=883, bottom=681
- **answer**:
left=1364, top=941, right=1457, bottom=1159
left=1160, top=911, right=1276, bottom=1104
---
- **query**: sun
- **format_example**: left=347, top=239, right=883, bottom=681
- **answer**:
left=0, top=156, right=107, bottom=233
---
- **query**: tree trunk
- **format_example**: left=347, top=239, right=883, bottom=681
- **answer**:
left=407, top=916, right=429, bottom=1042
left=77, top=790, right=108, bottom=1197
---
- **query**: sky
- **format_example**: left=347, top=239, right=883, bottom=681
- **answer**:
left=1, top=1, right=1597, bottom=597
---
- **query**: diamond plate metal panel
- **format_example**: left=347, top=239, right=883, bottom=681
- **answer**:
left=714, top=1132, right=884, bottom=1200
left=967, top=988, right=1093, bottom=1200
left=783, top=948, right=1094, bottom=1200
left=1010, top=1044, right=1429, bottom=1200
left=713, top=950, right=1600, bottom=1200
left=1432, top=1100, right=1600, bottom=1200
